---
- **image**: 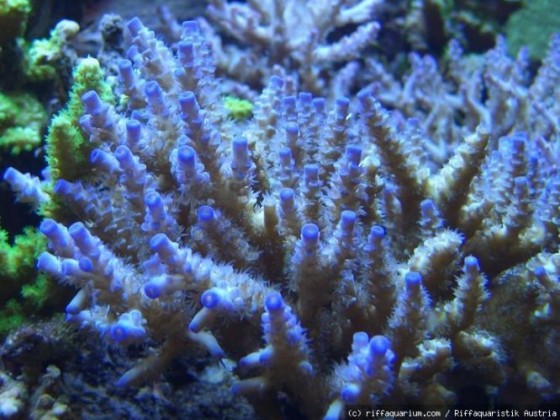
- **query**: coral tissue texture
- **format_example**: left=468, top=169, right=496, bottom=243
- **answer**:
left=4, top=14, right=560, bottom=420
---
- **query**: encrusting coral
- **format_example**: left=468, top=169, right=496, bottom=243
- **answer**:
left=3, top=10, right=560, bottom=420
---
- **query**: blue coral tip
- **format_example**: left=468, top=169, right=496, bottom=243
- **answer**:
left=82, top=90, right=102, bottom=113
left=420, top=199, right=435, bottom=214
left=259, top=347, right=273, bottom=365
left=201, top=289, right=221, bottom=309
left=464, top=256, right=479, bottom=271
left=114, top=145, right=132, bottom=161
left=89, top=148, right=104, bottom=164
left=149, top=233, right=170, bottom=251
left=110, top=324, right=131, bottom=342
left=144, top=80, right=160, bottom=98
left=37, top=252, right=59, bottom=273
left=3, top=167, right=17, bottom=183
left=145, top=191, right=163, bottom=211
left=369, top=335, right=390, bottom=356
left=340, top=210, right=356, bottom=225
left=312, top=97, right=325, bottom=110
left=178, top=146, right=196, bottom=165
left=179, top=91, right=196, bottom=104
left=352, top=331, right=369, bottom=347
left=265, top=292, right=284, bottom=312
left=126, top=118, right=141, bottom=131
left=299, top=93, right=312, bottom=107
left=301, top=223, right=319, bottom=243
left=370, top=225, right=385, bottom=239
left=197, top=205, right=215, bottom=223
left=341, top=383, right=360, bottom=404
left=336, top=96, right=350, bottom=111
left=39, top=219, right=57, bottom=235
left=126, top=120, right=141, bottom=142
left=279, top=147, right=292, bottom=161
left=232, top=136, right=248, bottom=151
left=78, top=257, right=93, bottom=273
left=127, top=17, right=144, bottom=35
left=68, top=222, right=87, bottom=240
left=285, top=122, right=299, bottom=136
left=279, top=188, right=294, bottom=204
left=269, top=75, right=283, bottom=88
left=126, top=45, right=139, bottom=60
left=304, top=164, right=319, bottom=179
left=182, top=20, right=200, bottom=34
left=283, top=96, right=296, bottom=108
left=118, top=59, right=132, bottom=71
left=405, top=271, right=422, bottom=289
left=144, top=281, right=162, bottom=299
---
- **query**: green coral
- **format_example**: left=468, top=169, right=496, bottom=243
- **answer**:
left=0, top=300, right=26, bottom=337
left=505, top=0, right=560, bottom=60
left=0, top=0, right=31, bottom=44
left=0, top=224, right=53, bottom=336
left=0, top=91, right=47, bottom=154
left=21, top=274, right=49, bottom=308
left=224, top=96, right=254, bottom=120
left=46, top=57, right=115, bottom=183
left=22, top=19, right=80, bottom=82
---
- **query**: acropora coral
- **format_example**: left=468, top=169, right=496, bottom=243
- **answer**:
left=3, top=5, right=560, bottom=420
left=197, top=0, right=382, bottom=94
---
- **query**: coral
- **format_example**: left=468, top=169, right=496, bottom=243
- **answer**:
left=45, top=55, right=115, bottom=184
left=223, top=96, right=253, bottom=120
left=4, top=14, right=560, bottom=419
left=198, top=0, right=382, bottom=94
left=22, top=19, right=80, bottom=82
left=0, top=223, right=55, bottom=336
left=0, top=91, right=47, bottom=155
left=0, top=0, right=31, bottom=44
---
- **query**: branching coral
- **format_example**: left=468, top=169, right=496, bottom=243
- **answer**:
left=3, top=15, right=560, bottom=419
left=197, top=0, right=382, bottom=94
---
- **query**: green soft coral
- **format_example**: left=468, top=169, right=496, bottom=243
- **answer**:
left=0, top=91, right=47, bottom=154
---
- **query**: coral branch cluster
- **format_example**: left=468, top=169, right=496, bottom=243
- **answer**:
left=4, top=13, right=560, bottom=419
left=199, top=0, right=381, bottom=94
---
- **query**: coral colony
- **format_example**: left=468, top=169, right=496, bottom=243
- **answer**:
left=4, top=6, right=560, bottom=420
